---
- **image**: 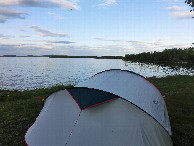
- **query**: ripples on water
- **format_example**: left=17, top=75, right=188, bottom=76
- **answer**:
left=0, top=57, right=193, bottom=90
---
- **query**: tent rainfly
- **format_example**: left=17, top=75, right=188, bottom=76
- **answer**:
left=25, top=69, right=173, bottom=146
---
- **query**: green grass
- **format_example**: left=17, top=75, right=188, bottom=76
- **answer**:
left=0, top=76, right=194, bottom=145
left=149, top=75, right=194, bottom=146
left=0, top=85, right=72, bottom=146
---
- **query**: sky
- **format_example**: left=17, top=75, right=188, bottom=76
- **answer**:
left=0, top=0, right=194, bottom=56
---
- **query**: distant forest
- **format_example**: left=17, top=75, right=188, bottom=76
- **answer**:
left=124, top=47, right=194, bottom=64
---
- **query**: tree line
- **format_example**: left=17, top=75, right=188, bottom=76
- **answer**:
left=185, top=0, right=194, bottom=11
left=124, top=47, right=194, bottom=64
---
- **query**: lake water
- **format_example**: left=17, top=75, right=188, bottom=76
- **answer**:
left=0, top=57, right=194, bottom=90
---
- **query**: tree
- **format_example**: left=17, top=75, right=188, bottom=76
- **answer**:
left=185, top=0, right=194, bottom=11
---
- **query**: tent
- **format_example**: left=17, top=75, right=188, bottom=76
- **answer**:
left=25, top=69, right=173, bottom=146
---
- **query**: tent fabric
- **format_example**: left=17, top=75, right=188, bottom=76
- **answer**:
left=68, top=98, right=172, bottom=146
left=25, top=88, right=173, bottom=146
left=25, top=90, right=81, bottom=146
left=67, top=87, right=118, bottom=110
left=76, top=69, right=171, bottom=135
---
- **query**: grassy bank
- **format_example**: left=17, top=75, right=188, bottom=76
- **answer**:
left=149, top=75, right=194, bottom=145
left=0, top=76, right=194, bottom=145
left=0, top=85, right=73, bottom=146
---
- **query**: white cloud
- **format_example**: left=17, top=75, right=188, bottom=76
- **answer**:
left=26, top=25, right=70, bottom=37
left=0, top=8, right=28, bottom=23
left=48, top=0, right=79, bottom=10
left=0, top=43, right=50, bottom=55
left=20, top=35, right=31, bottom=38
left=94, top=37, right=191, bottom=53
left=167, top=5, right=194, bottom=19
left=167, top=6, right=186, bottom=11
left=99, top=0, right=117, bottom=7
left=18, top=28, right=26, bottom=32
left=48, top=12, right=64, bottom=20
left=170, top=11, right=194, bottom=18
left=104, top=0, right=116, bottom=5
left=22, top=39, right=75, bottom=45
left=0, top=16, right=7, bottom=23
left=126, top=39, right=191, bottom=53
left=0, top=34, right=15, bottom=39
left=54, top=44, right=128, bottom=56
left=161, top=44, right=191, bottom=49
left=127, top=40, right=155, bottom=52
left=45, top=40, right=75, bottom=44
left=0, top=40, right=191, bottom=56
left=0, top=0, right=79, bottom=10
left=94, top=37, right=122, bottom=42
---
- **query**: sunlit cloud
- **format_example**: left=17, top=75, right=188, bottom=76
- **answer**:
left=0, top=0, right=79, bottom=10
left=94, top=38, right=191, bottom=53
left=22, top=39, right=75, bottom=45
left=160, top=44, right=191, bottom=49
left=167, top=6, right=186, bottom=11
left=17, top=28, right=26, bottom=32
left=0, top=34, right=15, bottom=39
left=54, top=44, right=128, bottom=56
left=26, top=25, right=70, bottom=37
left=0, top=16, right=7, bottom=23
left=94, top=37, right=122, bottom=42
left=20, top=35, right=31, bottom=38
left=45, top=40, right=75, bottom=44
left=170, top=11, right=194, bottom=18
left=167, top=5, right=194, bottom=19
left=48, top=12, right=64, bottom=20
left=127, top=40, right=154, bottom=52
left=0, top=8, right=28, bottom=23
left=99, top=0, right=117, bottom=7
left=0, top=42, right=54, bottom=55
left=0, top=40, right=191, bottom=56
left=127, top=40, right=191, bottom=53
left=104, top=0, right=116, bottom=5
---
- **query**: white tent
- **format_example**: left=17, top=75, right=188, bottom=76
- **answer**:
left=76, top=69, right=172, bottom=135
left=25, top=69, right=173, bottom=146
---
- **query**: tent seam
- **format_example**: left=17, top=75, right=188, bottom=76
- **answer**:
left=87, top=69, right=170, bottom=131
left=119, top=97, right=172, bottom=137
left=24, top=125, right=32, bottom=146
left=68, top=87, right=171, bottom=136
left=82, top=97, right=118, bottom=110
left=66, top=89, right=82, bottom=111
left=88, top=69, right=168, bottom=109
left=24, top=93, right=57, bottom=145
left=65, top=111, right=82, bottom=146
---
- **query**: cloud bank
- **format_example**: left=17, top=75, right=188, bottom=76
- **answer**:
left=0, top=34, right=14, bottom=39
left=27, top=25, right=70, bottom=37
left=94, top=37, right=122, bottom=42
left=167, top=5, right=194, bottom=19
left=0, top=0, right=79, bottom=10
left=171, top=11, right=194, bottom=18
left=48, top=12, right=64, bottom=20
left=167, top=6, right=186, bottom=11
left=45, top=40, right=75, bottom=44
left=0, top=8, right=28, bottom=23
left=99, top=0, right=117, bottom=7
left=0, top=40, right=191, bottom=56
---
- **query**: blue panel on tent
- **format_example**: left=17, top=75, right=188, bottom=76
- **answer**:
left=67, top=87, right=118, bottom=110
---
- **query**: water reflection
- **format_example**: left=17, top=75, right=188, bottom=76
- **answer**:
left=124, top=61, right=194, bottom=77
left=0, top=57, right=193, bottom=91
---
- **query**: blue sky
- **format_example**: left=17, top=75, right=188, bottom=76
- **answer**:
left=0, top=0, right=193, bottom=56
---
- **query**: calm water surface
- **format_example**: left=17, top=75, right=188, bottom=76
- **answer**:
left=0, top=57, right=193, bottom=90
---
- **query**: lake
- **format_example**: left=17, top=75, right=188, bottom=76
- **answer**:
left=0, top=57, right=194, bottom=90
